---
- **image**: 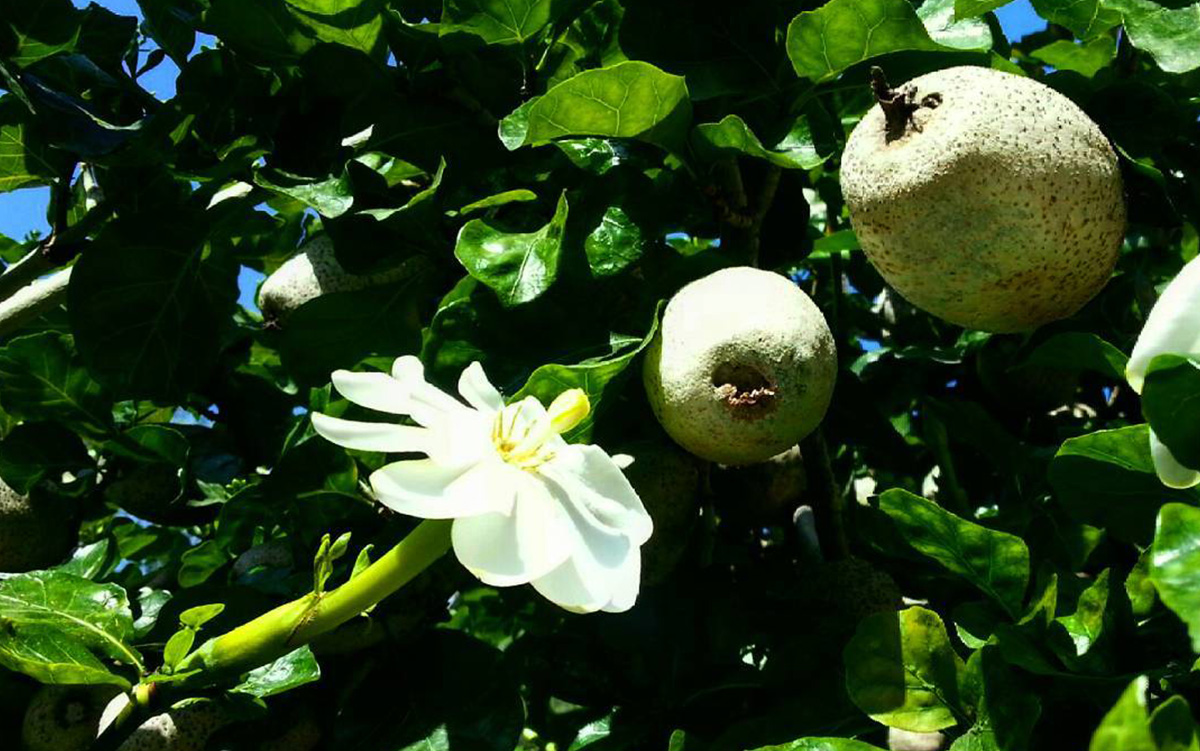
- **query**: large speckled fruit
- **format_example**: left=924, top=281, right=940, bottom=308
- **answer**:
left=643, top=267, right=836, bottom=466
left=0, top=479, right=74, bottom=572
left=115, top=701, right=233, bottom=751
left=841, top=66, right=1124, bottom=333
left=21, top=685, right=123, bottom=751
left=256, top=235, right=428, bottom=322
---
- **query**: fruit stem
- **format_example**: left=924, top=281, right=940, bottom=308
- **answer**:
left=173, top=520, right=452, bottom=685
left=869, top=67, right=941, bottom=142
left=800, top=430, right=850, bottom=560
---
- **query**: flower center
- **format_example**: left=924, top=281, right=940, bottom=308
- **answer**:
left=491, top=389, right=590, bottom=469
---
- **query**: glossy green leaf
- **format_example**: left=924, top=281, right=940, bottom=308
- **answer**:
left=136, top=0, right=196, bottom=63
left=253, top=168, right=355, bottom=218
left=1052, top=568, right=1116, bottom=669
left=162, top=627, right=195, bottom=670
left=751, top=740, right=886, bottom=751
left=178, top=540, right=231, bottom=588
left=285, top=0, right=386, bottom=58
left=0, top=332, right=112, bottom=438
left=55, top=540, right=113, bottom=580
left=1016, top=332, right=1128, bottom=379
left=179, top=603, right=226, bottom=629
left=1030, top=37, right=1117, bottom=77
left=786, top=0, right=954, bottom=82
left=0, top=0, right=84, bottom=68
left=0, top=96, right=72, bottom=193
left=441, top=0, right=558, bottom=45
left=0, top=570, right=142, bottom=683
left=1089, top=677, right=1156, bottom=751
left=950, top=646, right=1040, bottom=751
left=1049, top=425, right=1200, bottom=544
left=68, top=216, right=240, bottom=401
left=1150, top=696, right=1200, bottom=751
left=459, top=189, right=538, bottom=216
left=1149, top=503, right=1200, bottom=651
left=513, top=307, right=659, bottom=441
left=953, top=0, right=1011, bottom=19
left=917, top=0, right=993, bottom=51
left=1106, top=0, right=1200, bottom=74
left=455, top=192, right=568, bottom=307
left=844, top=606, right=964, bottom=732
left=1029, top=0, right=1121, bottom=39
left=500, top=61, right=692, bottom=152
left=584, top=205, right=647, bottom=278
left=231, top=645, right=321, bottom=698
left=879, top=489, right=1030, bottom=617
left=1141, top=355, right=1200, bottom=471
left=692, top=114, right=831, bottom=170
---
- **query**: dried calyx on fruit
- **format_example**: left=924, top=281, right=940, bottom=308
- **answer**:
left=841, top=66, right=1124, bottom=333
left=643, top=267, right=837, bottom=466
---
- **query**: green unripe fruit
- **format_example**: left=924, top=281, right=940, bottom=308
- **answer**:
left=0, top=479, right=74, bottom=572
left=841, top=66, right=1124, bottom=332
left=21, top=685, right=122, bottom=751
left=257, top=235, right=427, bottom=322
left=801, top=557, right=902, bottom=626
left=643, top=267, right=837, bottom=466
left=104, top=464, right=205, bottom=526
left=115, top=701, right=233, bottom=751
left=619, top=440, right=701, bottom=585
left=711, top=445, right=807, bottom=523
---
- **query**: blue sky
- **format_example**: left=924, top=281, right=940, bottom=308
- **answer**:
left=0, top=0, right=1049, bottom=282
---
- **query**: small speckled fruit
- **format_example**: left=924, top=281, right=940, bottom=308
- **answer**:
left=619, top=440, right=701, bottom=585
left=711, top=445, right=807, bottom=522
left=21, top=685, right=122, bottom=751
left=0, top=480, right=74, bottom=572
left=115, top=701, right=233, bottom=751
left=841, top=66, right=1124, bottom=333
left=256, top=235, right=427, bottom=322
left=643, top=267, right=836, bottom=466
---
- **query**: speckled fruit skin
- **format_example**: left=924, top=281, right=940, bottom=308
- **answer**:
left=115, top=701, right=232, bottom=751
left=256, top=235, right=427, bottom=321
left=0, top=479, right=74, bottom=573
left=21, top=685, right=122, bottom=751
left=643, top=267, right=836, bottom=466
left=841, top=65, right=1125, bottom=333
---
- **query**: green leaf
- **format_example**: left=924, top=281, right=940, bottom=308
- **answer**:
left=1089, top=677, right=1156, bottom=751
left=692, top=114, right=832, bottom=170
left=1149, top=503, right=1200, bottom=652
left=0, top=332, right=112, bottom=438
left=513, top=306, right=660, bottom=441
left=1049, top=425, right=1199, bottom=544
left=499, top=61, right=692, bottom=152
left=253, top=167, right=355, bottom=218
left=917, top=0, right=993, bottom=51
left=950, top=646, right=1040, bottom=751
left=953, top=0, right=1011, bottom=19
left=136, top=0, right=196, bottom=64
left=843, top=606, right=964, bottom=732
left=1105, top=0, right=1200, bottom=74
left=458, top=189, right=538, bottom=216
left=0, top=625, right=129, bottom=687
left=751, top=740, right=887, bottom=751
left=584, top=205, right=647, bottom=278
left=1015, top=332, right=1128, bottom=380
left=0, top=96, right=72, bottom=194
left=1142, top=354, right=1200, bottom=471
left=0, top=0, right=84, bottom=68
left=440, top=0, right=559, bottom=45
left=1150, top=696, right=1200, bottom=751
left=68, top=216, right=240, bottom=401
left=0, top=570, right=142, bottom=682
left=1028, top=0, right=1121, bottom=40
left=162, top=627, right=196, bottom=670
left=454, top=192, right=569, bottom=307
left=285, top=0, right=386, bottom=58
left=231, top=645, right=321, bottom=698
left=878, top=489, right=1030, bottom=617
left=1052, top=568, right=1117, bottom=669
left=178, top=540, right=231, bottom=588
left=179, top=603, right=226, bottom=629
left=786, top=0, right=954, bottom=82
left=1030, top=37, right=1117, bottom=77
left=55, top=540, right=113, bottom=580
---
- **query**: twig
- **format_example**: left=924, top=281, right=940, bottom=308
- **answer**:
left=0, top=267, right=72, bottom=338
left=0, top=201, right=111, bottom=304
left=800, top=429, right=849, bottom=560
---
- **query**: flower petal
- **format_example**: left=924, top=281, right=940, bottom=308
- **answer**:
left=530, top=557, right=611, bottom=614
left=1150, top=429, right=1200, bottom=489
left=370, top=460, right=503, bottom=518
left=601, top=548, right=641, bottom=613
left=331, top=370, right=412, bottom=414
left=311, top=413, right=430, bottom=453
left=458, top=361, right=504, bottom=413
left=1128, top=256, right=1200, bottom=393
left=541, top=445, right=653, bottom=545
left=452, top=471, right=573, bottom=586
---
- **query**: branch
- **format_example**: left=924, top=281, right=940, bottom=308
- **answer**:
left=0, top=267, right=71, bottom=338
left=0, top=200, right=111, bottom=304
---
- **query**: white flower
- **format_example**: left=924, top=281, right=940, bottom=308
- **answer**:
left=311, top=356, right=653, bottom=613
left=1127, top=256, right=1200, bottom=489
